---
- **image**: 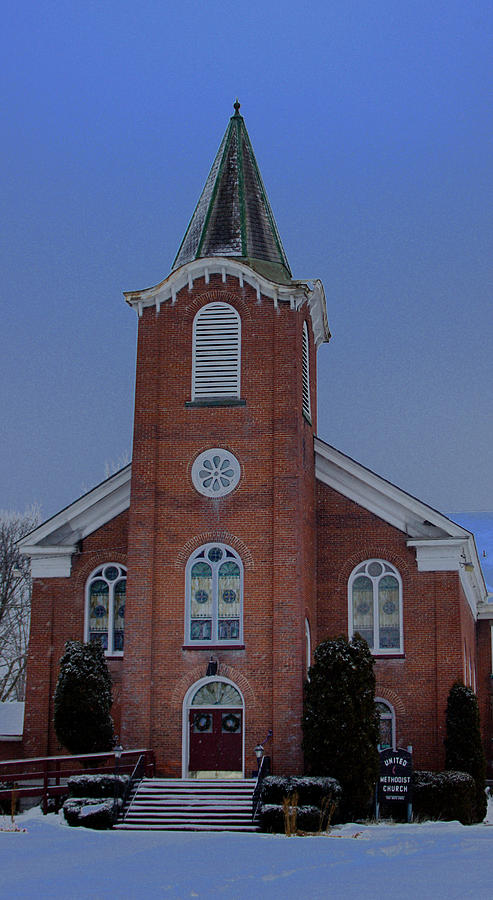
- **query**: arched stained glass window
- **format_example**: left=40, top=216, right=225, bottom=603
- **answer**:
left=348, top=560, right=403, bottom=654
left=376, top=699, right=396, bottom=749
left=86, top=563, right=126, bottom=655
left=185, top=544, right=243, bottom=645
left=192, top=302, right=241, bottom=400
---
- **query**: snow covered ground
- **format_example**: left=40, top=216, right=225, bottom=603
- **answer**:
left=2, top=805, right=493, bottom=899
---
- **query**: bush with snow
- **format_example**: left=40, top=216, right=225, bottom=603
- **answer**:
left=445, top=682, right=486, bottom=822
left=411, top=770, right=476, bottom=824
left=63, top=797, right=121, bottom=829
left=302, top=634, right=379, bottom=821
left=67, top=774, right=129, bottom=799
left=54, top=640, right=114, bottom=754
left=259, top=775, right=342, bottom=833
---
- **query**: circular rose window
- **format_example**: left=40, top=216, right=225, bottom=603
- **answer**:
left=191, top=449, right=241, bottom=498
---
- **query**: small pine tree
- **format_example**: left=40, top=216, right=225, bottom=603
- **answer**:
left=444, top=681, right=486, bottom=822
left=54, top=640, right=114, bottom=755
left=302, top=634, right=380, bottom=821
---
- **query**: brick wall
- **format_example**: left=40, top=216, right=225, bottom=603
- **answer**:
left=316, top=480, right=471, bottom=771
left=22, top=510, right=128, bottom=757
left=121, top=272, right=316, bottom=774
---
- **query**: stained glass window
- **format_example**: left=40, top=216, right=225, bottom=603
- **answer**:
left=376, top=700, right=395, bottom=749
left=191, top=682, right=242, bottom=706
left=349, top=560, right=402, bottom=654
left=86, top=564, right=126, bottom=655
left=185, top=544, right=243, bottom=644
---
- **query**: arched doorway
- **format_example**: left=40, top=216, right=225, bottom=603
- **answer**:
left=182, top=677, right=244, bottom=779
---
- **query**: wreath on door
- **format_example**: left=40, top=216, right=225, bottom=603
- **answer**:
left=222, top=713, right=240, bottom=733
left=194, top=713, right=212, bottom=732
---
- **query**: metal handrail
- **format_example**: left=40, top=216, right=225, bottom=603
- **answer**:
left=251, top=754, right=270, bottom=822
left=121, top=753, right=145, bottom=809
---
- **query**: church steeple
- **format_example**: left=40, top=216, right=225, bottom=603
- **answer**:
left=172, top=102, right=292, bottom=284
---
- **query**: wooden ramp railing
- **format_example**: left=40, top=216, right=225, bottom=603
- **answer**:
left=0, top=749, right=155, bottom=814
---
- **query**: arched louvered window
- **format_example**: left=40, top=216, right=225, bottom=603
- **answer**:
left=192, top=302, right=241, bottom=400
left=85, top=563, right=126, bottom=655
left=302, top=321, right=311, bottom=420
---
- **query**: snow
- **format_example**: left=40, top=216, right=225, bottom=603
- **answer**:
left=1, top=802, right=493, bottom=899
left=0, top=701, right=25, bottom=737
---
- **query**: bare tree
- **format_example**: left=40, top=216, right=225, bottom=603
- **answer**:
left=0, top=507, right=39, bottom=701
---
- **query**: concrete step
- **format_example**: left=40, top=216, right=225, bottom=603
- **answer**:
left=117, top=776, right=258, bottom=832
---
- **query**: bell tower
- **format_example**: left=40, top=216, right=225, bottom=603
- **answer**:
left=121, top=104, right=330, bottom=775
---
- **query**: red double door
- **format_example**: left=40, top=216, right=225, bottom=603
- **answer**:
left=189, top=708, right=242, bottom=773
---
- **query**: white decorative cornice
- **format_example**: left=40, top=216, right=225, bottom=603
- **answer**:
left=314, top=436, right=486, bottom=616
left=123, top=258, right=331, bottom=348
left=18, top=465, right=131, bottom=578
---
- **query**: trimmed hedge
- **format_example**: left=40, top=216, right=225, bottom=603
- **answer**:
left=63, top=797, right=121, bottom=829
left=67, top=774, right=129, bottom=799
left=259, top=776, right=342, bottom=833
left=260, top=775, right=342, bottom=807
left=260, top=804, right=326, bottom=833
left=411, top=770, right=476, bottom=825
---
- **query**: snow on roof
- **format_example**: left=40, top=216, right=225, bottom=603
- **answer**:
left=0, top=701, right=25, bottom=738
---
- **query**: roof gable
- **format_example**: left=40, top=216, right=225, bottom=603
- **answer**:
left=18, top=465, right=131, bottom=577
left=315, top=436, right=486, bottom=614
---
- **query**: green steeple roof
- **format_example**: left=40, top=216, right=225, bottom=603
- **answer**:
left=172, top=102, right=292, bottom=284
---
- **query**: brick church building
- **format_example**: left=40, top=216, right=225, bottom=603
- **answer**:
left=13, top=104, right=492, bottom=777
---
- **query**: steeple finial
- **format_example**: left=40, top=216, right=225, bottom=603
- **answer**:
left=233, top=98, right=241, bottom=116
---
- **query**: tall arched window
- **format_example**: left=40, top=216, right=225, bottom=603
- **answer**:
left=85, top=564, right=126, bottom=655
left=302, top=320, right=311, bottom=420
left=348, top=559, right=403, bottom=654
left=185, top=543, right=243, bottom=645
left=375, top=699, right=396, bottom=749
left=192, top=302, right=241, bottom=400
left=305, top=617, right=311, bottom=677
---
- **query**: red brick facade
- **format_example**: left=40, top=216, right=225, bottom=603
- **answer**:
left=14, top=266, right=491, bottom=776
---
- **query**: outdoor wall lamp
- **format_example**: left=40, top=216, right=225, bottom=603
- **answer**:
left=206, top=656, right=218, bottom=676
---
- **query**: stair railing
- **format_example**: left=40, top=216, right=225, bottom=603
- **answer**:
left=251, top=753, right=271, bottom=822
left=119, top=753, right=146, bottom=817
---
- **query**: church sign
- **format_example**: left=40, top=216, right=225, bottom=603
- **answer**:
left=378, top=747, right=412, bottom=803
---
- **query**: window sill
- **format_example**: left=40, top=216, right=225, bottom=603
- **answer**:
left=185, top=399, right=246, bottom=408
left=182, top=644, right=245, bottom=651
left=105, top=653, right=124, bottom=660
left=373, top=653, right=405, bottom=659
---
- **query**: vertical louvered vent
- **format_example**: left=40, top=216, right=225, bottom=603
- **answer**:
left=302, top=321, right=311, bottom=420
left=192, top=302, right=241, bottom=399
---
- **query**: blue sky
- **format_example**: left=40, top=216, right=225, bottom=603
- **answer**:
left=2, top=1, right=492, bottom=536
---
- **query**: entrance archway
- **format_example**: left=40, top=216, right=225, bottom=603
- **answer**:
left=182, top=677, right=245, bottom=779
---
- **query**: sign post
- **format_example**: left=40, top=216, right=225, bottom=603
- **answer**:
left=377, top=746, right=412, bottom=822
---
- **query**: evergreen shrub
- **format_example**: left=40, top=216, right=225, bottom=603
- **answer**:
left=302, top=634, right=379, bottom=821
left=259, top=776, right=342, bottom=833
left=54, top=640, right=114, bottom=755
left=444, top=682, right=487, bottom=822
left=68, top=774, right=129, bottom=799
left=259, top=804, right=324, bottom=834
left=411, top=770, right=476, bottom=824
left=260, top=775, right=341, bottom=807
left=63, top=797, right=121, bottom=829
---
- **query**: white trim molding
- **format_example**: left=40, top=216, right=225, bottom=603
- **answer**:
left=18, top=465, right=131, bottom=578
left=124, top=258, right=331, bottom=349
left=181, top=676, right=245, bottom=778
left=315, top=437, right=487, bottom=617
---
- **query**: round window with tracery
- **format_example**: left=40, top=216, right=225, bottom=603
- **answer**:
left=191, top=448, right=241, bottom=498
